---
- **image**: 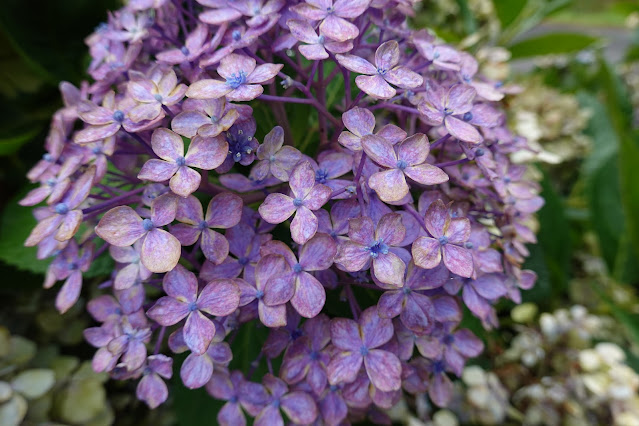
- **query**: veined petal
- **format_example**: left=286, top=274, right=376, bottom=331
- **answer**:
left=95, top=206, right=145, bottom=247
left=151, top=128, right=184, bottom=161
left=258, top=193, right=295, bottom=224
left=141, top=229, right=181, bottom=273
left=355, top=74, right=395, bottom=99
left=368, top=169, right=408, bottom=203
left=412, top=237, right=442, bottom=269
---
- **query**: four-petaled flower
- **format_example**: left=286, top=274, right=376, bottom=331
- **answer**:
left=136, top=354, right=173, bottom=409
left=291, top=0, right=370, bottom=42
left=138, top=128, right=228, bottom=197
left=128, top=68, right=187, bottom=122
left=259, top=161, right=332, bottom=244
left=171, top=98, right=243, bottom=138
left=251, top=126, right=302, bottom=182
left=338, top=106, right=406, bottom=151
left=287, top=19, right=353, bottom=60
left=253, top=374, right=318, bottom=426
left=327, top=306, right=402, bottom=392
left=363, top=133, right=449, bottom=203
left=412, top=199, right=474, bottom=278
left=171, top=193, right=243, bottom=264
left=146, top=265, right=240, bottom=354
left=336, top=41, right=423, bottom=99
left=186, top=54, right=282, bottom=101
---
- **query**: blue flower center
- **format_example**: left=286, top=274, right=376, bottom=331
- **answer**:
left=142, top=218, right=154, bottom=231
left=188, top=302, right=198, bottom=312
left=154, top=93, right=163, bottom=102
left=309, top=351, right=319, bottom=361
left=360, top=346, right=369, bottom=356
left=396, top=160, right=408, bottom=170
left=475, top=148, right=485, bottom=157
left=46, top=178, right=57, bottom=187
left=433, top=51, right=440, bottom=59
left=403, top=286, right=412, bottom=295
left=291, top=328, right=303, bottom=340
left=443, top=107, right=454, bottom=116
left=318, top=35, right=325, bottom=44
left=330, top=384, right=339, bottom=392
left=326, top=6, right=334, bottom=13
left=226, top=129, right=254, bottom=163
left=176, top=156, right=186, bottom=166
left=198, top=220, right=208, bottom=230
left=271, top=398, right=281, bottom=408
left=438, top=235, right=449, bottom=245
left=55, top=203, right=69, bottom=215
left=181, top=46, right=190, bottom=56
left=503, top=177, right=511, bottom=184
left=113, top=110, right=125, bottom=122
left=255, top=290, right=264, bottom=300
left=443, top=334, right=454, bottom=345
left=210, top=115, right=219, bottom=123
left=43, top=153, right=53, bottom=162
left=92, top=146, right=102, bottom=155
left=432, top=360, right=445, bottom=374
left=229, top=395, right=238, bottom=403
left=293, top=263, right=303, bottom=273
left=463, top=112, right=473, bottom=121
left=464, top=241, right=474, bottom=249
left=315, top=169, right=329, bottom=184
left=232, top=30, right=241, bottom=41
left=367, top=239, right=389, bottom=258
left=238, top=256, right=249, bottom=266
left=293, top=198, right=303, bottom=207
left=376, top=67, right=388, bottom=75
left=226, top=71, right=247, bottom=89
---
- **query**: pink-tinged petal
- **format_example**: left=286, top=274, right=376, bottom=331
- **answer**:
left=326, top=39, right=353, bottom=54
left=218, top=402, right=246, bottom=426
left=368, top=169, right=409, bottom=203
left=364, top=349, right=401, bottom=391
left=258, top=193, right=295, bottom=224
left=385, top=66, right=423, bottom=89
left=95, top=206, right=145, bottom=246
left=141, top=229, right=181, bottom=273
left=289, top=161, right=316, bottom=200
left=377, top=291, right=403, bottom=319
left=55, top=271, right=82, bottom=313
left=361, top=134, right=397, bottom=168
left=74, top=123, right=120, bottom=144
left=151, top=128, right=184, bottom=161
left=444, top=116, right=482, bottom=144
left=270, top=146, right=302, bottom=182
left=151, top=193, right=178, bottom=226
left=401, top=293, right=434, bottom=334
left=291, top=273, right=326, bottom=318
left=137, top=373, right=168, bottom=409
left=291, top=206, right=318, bottom=245
left=185, top=135, right=228, bottom=170
left=164, top=264, right=198, bottom=300
left=417, top=102, right=445, bottom=126
left=114, top=263, right=139, bottom=290
left=199, top=7, right=242, bottom=25
left=335, top=240, right=370, bottom=272
left=287, top=19, right=319, bottom=43
left=299, top=233, right=337, bottom=271
left=256, top=254, right=290, bottom=290
left=138, top=159, right=178, bottom=182
left=247, top=64, right=283, bottom=84
left=320, top=390, right=348, bottom=426
left=330, top=318, right=361, bottom=350
left=290, top=2, right=328, bottom=20
left=181, top=352, right=213, bottom=389
left=333, top=0, right=369, bottom=17
left=129, top=103, right=162, bottom=123
left=412, top=237, right=442, bottom=269
left=24, top=213, right=60, bottom=247
left=445, top=217, right=470, bottom=243
left=171, top=111, right=210, bottom=138
left=327, top=351, right=362, bottom=386
left=147, top=297, right=190, bottom=325
left=55, top=210, right=83, bottom=241
left=446, top=84, right=476, bottom=113
left=303, top=184, right=332, bottom=210
left=377, top=124, right=407, bottom=145
left=299, top=43, right=328, bottom=60
left=198, top=279, right=240, bottom=316
left=376, top=213, right=405, bottom=246
left=424, top=199, right=449, bottom=237
left=372, top=252, right=405, bottom=287
left=205, top=192, right=243, bottom=228
left=227, top=84, right=263, bottom=102
left=342, top=107, right=375, bottom=136
left=255, top=405, right=284, bottom=426
left=398, top=133, right=429, bottom=165
left=462, top=285, right=493, bottom=319
left=184, top=310, right=216, bottom=354
left=186, top=79, right=231, bottom=99
left=258, top=302, right=287, bottom=327
left=281, top=391, right=318, bottom=424
left=217, top=54, right=256, bottom=80
left=335, top=54, right=376, bottom=74
left=347, top=216, right=374, bottom=244
left=360, top=307, right=393, bottom=348
left=176, top=194, right=204, bottom=224
left=404, top=164, right=449, bottom=186
left=201, top=229, right=230, bottom=264
left=263, top=274, right=295, bottom=306
left=260, top=240, right=297, bottom=266
left=375, top=41, right=399, bottom=70
left=356, top=74, right=396, bottom=99
left=320, top=15, right=359, bottom=42
left=338, top=131, right=362, bottom=151
left=170, top=166, right=201, bottom=198
left=442, top=245, right=473, bottom=278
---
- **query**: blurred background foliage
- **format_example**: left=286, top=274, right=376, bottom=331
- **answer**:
left=0, top=0, right=638, bottom=424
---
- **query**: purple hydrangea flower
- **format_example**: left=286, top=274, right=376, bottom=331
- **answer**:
left=253, top=374, right=318, bottom=426
left=291, top=0, right=370, bottom=42
left=338, top=106, right=407, bottom=152
left=250, top=126, right=302, bottom=182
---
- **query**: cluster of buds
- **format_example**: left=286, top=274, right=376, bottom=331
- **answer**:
left=21, top=0, right=543, bottom=422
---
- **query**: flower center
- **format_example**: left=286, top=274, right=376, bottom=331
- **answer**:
left=318, top=35, right=325, bottom=44
left=443, top=334, right=454, bottom=345
left=46, top=178, right=57, bottom=187
left=315, top=168, right=329, bottom=184
left=438, top=235, right=449, bottom=245
left=396, top=160, right=408, bottom=170
left=360, top=346, right=369, bottom=356
left=293, top=198, right=303, bottom=207
left=475, top=148, right=485, bottom=157
left=432, top=360, right=445, bottom=374
left=463, top=111, right=473, bottom=121
left=367, top=239, right=389, bottom=258
left=226, top=71, right=247, bottom=89
left=443, top=107, right=454, bottom=116
left=255, top=290, right=264, bottom=300
left=142, top=218, right=154, bottom=231
left=309, top=351, right=319, bottom=361
left=154, top=93, right=163, bottom=102
left=176, top=156, right=186, bottom=166
left=55, top=202, right=69, bottom=215
left=43, top=153, right=53, bottom=162
left=377, top=67, right=387, bottom=75
left=293, top=263, right=303, bottom=273
left=198, top=220, right=208, bottom=230
left=113, top=110, right=125, bottom=122
left=402, top=286, right=412, bottom=295
left=232, top=30, right=241, bottom=41
left=181, top=46, right=190, bottom=56
left=238, top=256, right=249, bottom=266
left=188, top=302, right=198, bottom=312
left=229, top=395, right=238, bottom=403
left=227, top=130, right=254, bottom=163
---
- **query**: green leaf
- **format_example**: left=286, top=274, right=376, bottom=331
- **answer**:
left=0, top=126, right=41, bottom=156
left=509, top=33, right=598, bottom=59
left=454, top=0, right=478, bottom=35
left=493, top=0, right=528, bottom=29
left=0, top=190, right=47, bottom=274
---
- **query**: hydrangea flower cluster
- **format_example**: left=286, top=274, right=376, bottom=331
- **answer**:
left=22, top=0, right=543, bottom=421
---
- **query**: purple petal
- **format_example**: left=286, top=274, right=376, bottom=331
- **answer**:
left=254, top=405, right=284, bottom=426
left=290, top=206, right=318, bottom=245
left=442, top=245, right=473, bottom=278
left=197, top=279, right=241, bottom=316
left=372, top=252, right=405, bottom=287
left=184, top=311, right=216, bottom=354
left=404, top=164, right=449, bottom=186
left=258, top=193, right=295, bottom=224
left=137, top=373, right=169, bottom=409
left=377, top=291, right=403, bottom=319
left=401, top=293, right=434, bottom=334
left=140, top=229, right=181, bottom=273
left=368, top=169, right=409, bottom=203
left=258, top=302, right=287, bottom=327
left=335, top=54, right=376, bottom=74
left=327, top=351, right=363, bottom=385
left=385, top=66, right=423, bottom=89
left=319, top=15, right=358, bottom=42
left=291, top=273, right=326, bottom=318
left=151, top=128, right=183, bottom=161
left=95, top=206, right=145, bottom=246
left=355, top=74, right=396, bottom=99
left=444, top=115, right=482, bottom=144
left=299, top=233, right=337, bottom=271
left=360, top=307, right=393, bottom=348
left=364, top=349, right=401, bottom=392
left=201, top=229, right=230, bottom=264
left=281, top=391, right=318, bottom=424
left=147, top=296, right=190, bottom=326
left=169, top=166, right=201, bottom=198
left=171, top=111, right=210, bottom=138
left=185, top=135, right=228, bottom=170
left=186, top=79, right=231, bottom=99
left=206, top=192, right=243, bottom=228
left=412, top=237, right=442, bottom=269
left=181, top=352, right=213, bottom=389
left=375, top=213, right=405, bottom=246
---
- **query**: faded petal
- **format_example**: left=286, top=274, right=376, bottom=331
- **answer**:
left=184, top=311, right=216, bottom=354
left=201, top=229, right=230, bottom=264
left=141, top=229, right=181, bottom=273
left=291, top=273, right=326, bottom=318
left=327, top=351, right=362, bottom=386
left=290, top=206, right=318, bottom=245
left=95, top=206, right=145, bottom=246
left=412, top=237, right=442, bottom=269
left=355, top=74, right=395, bottom=99
left=170, top=166, right=201, bottom=197
left=372, top=252, right=405, bottom=287
left=185, top=135, right=228, bottom=170
left=364, top=349, right=401, bottom=392
left=152, top=128, right=184, bottom=161
left=443, top=245, right=473, bottom=278
left=198, top=279, right=241, bottom=316
left=368, top=169, right=408, bottom=203
left=258, top=193, right=295, bottom=224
